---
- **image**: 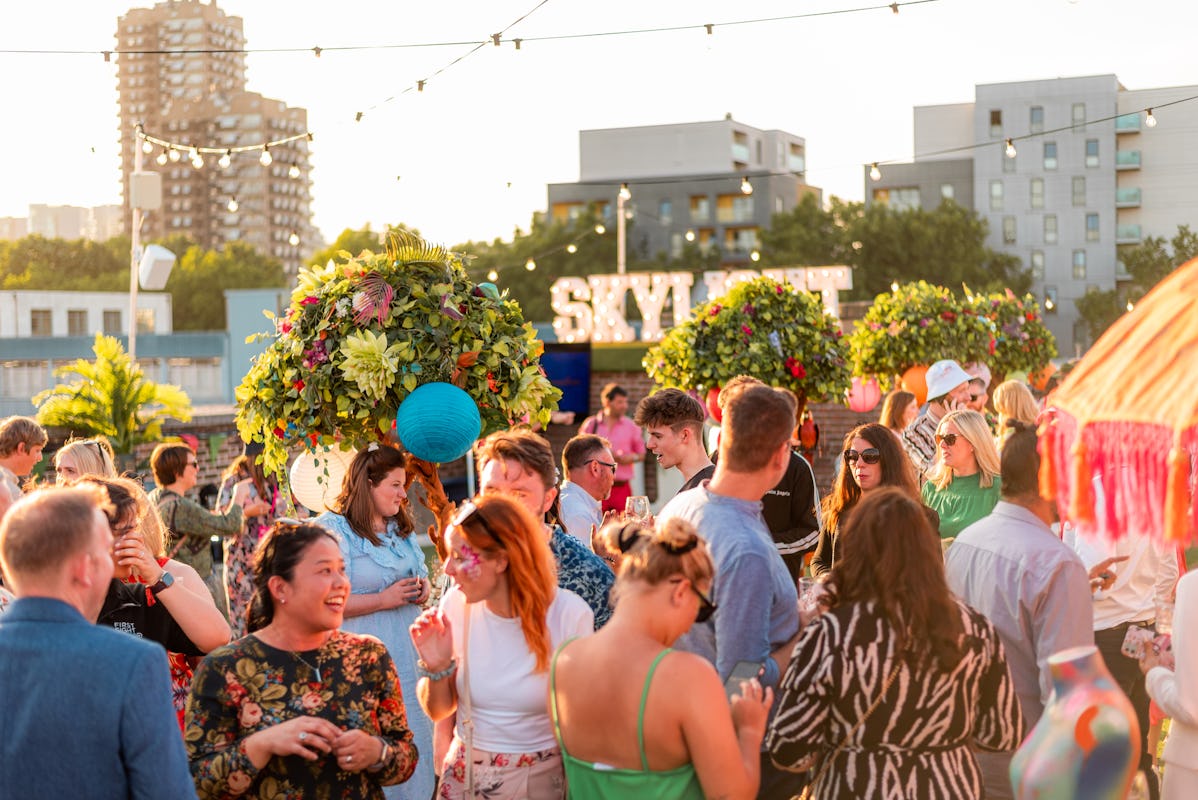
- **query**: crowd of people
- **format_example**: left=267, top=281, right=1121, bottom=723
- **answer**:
left=0, top=354, right=1193, bottom=799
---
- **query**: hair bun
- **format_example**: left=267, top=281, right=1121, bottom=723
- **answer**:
left=655, top=517, right=699, bottom=555
left=1007, top=419, right=1036, bottom=435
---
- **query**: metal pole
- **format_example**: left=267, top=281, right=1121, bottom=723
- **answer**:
left=129, top=129, right=143, bottom=362
left=616, top=190, right=627, bottom=275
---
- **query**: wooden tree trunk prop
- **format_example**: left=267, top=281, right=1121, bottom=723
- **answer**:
left=404, top=458, right=455, bottom=563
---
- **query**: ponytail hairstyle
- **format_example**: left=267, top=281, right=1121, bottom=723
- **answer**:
left=246, top=521, right=339, bottom=633
left=602, top=516, right=714, bottom=606
left=452, top=494, right=557, bottom=671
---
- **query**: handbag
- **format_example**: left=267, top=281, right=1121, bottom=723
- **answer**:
left=796, top=660, right=902, bottom=800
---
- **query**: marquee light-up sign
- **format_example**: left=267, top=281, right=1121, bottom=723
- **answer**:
left=550, top=266, right=852, bottom=343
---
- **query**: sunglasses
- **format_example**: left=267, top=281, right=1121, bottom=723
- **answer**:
left=935, top=433, right=961, bottom=447
left=843, top=448, right=881, bottom=465
left=669, top=577, right=717, bottom=623
left=451, top=500, right=502, bottom=544
left=588, top=459, right=617, bottom=474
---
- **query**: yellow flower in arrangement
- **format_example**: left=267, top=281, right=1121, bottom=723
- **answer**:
left=339, top=329, right=404, bottom=402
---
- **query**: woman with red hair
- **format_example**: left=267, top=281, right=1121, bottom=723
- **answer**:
left=410, top=494, right=593, bottom=799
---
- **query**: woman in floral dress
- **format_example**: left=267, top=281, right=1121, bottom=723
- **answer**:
left=185, top=520, right=417, bottom=800
left=220, top=447, right=278, bottom=636
left=315, top=444, right=434, bottom=800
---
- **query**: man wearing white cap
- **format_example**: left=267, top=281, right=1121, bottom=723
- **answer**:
left=902, top=359, right=973, bottom=481
left=963, top=361, right=992, bottom=414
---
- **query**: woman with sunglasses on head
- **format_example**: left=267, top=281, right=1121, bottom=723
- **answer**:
left=921, top=410, right=1002, bottom=541
left=409, top=493, right=594, bottom=800
left=53, top=436, right=117, bottom=484
left=768, top=489, right=1023, bottom=799
left=314, top=444, right=434, bottom=800
left=186, top=520, right=417, bottom=799
left=811, top=423, right=930, bottom=578
left=549, top=517, right=772, bottom=800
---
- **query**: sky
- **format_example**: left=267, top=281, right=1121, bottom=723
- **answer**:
left=2, top=0, right=1197, bottom=249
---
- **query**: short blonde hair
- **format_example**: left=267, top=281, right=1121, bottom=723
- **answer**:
left=993, top=380, right=1040, bottom=440
left=927, top=410, right=1001, bottom=491
left=602, top=516, right=714, bottom=606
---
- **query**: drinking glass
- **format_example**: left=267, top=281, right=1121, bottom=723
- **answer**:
left=1155, top=601, right=1175, bottom=636
left=625, top=495, right=651, bottom=522
left=798, top=577, right=818, bottom=613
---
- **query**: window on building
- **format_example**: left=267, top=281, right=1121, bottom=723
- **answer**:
left=30, top=309, right=52, bottom=337
left=689, top=195, right=711, bottom=223
left=716, top=194, right=755, bottom=223
left=989, top=180, right=1004, bottom=211
left=1003, top=216, right=1017, bottom=244
left=1045, top=285, right=1059, bottom=313
left=1030, top=105, right=1044, bottom=133
left=658, top=199, right=672, bottom=226
left=1072, top=103, right=1086, bottom=130
left=1072, top=250, right=1087, bottom=279
left=872, top=187, right=921, bottom=211
left=1086, top=213, right=1100, bottom=241
left=1072, top=176, right=1086, bottom=206
left=67, top=309, right=88, bottom=337
left=1031, top=250, right=1045, bottom=280
left=136, top=308, right=155, bottom=334
left=103, top=310, right=122, bottom=334
left=1044, top=142, right=1058, bottom=170
left=0, top=361, right=49, bottom=399
left=1045, top=214, right=1058, bottom=244
left=940, top=184, right=955, bottom=201
left=989, top=109, right=1002, bottom=137
left=1030, top=178, right=1044, bottom=209
left=1085, top=139, right=1099, bottom=168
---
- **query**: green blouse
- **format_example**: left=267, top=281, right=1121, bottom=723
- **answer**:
left=921, top=472, right=1002, bottom=540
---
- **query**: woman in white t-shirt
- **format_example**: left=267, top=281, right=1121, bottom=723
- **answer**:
left=410, top=493, right=593, bottom=800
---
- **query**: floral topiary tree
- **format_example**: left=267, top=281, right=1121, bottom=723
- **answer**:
left=644, top=277, right=851, bottom=414
left=965, top=287, right=1057, bottom=386
left=235, top=229, right=561, bottom=484
left=847, top=281, right=993, bottom=389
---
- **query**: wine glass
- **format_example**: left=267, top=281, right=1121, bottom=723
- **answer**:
left=625, top=495, right=651, bottom=522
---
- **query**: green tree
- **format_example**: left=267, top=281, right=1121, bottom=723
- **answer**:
left=167, top=241, right=286, bottom=330
left=33, top=334, right=192, bottom=454
left=0, top=235, right=127, bottom=291
left=759, top=192, right=849, bottom=266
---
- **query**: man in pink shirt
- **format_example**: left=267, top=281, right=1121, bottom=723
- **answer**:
left=578, top=383, right=645, bottom=514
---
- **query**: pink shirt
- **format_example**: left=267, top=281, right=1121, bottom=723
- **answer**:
left=580, top=415, right=644, bottom=483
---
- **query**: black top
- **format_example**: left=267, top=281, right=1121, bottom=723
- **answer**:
left=762, top=452, right=821, bottom=579
left=678, top=464, right=716, bottom=494
left=97, top=579, right=204, bottom=657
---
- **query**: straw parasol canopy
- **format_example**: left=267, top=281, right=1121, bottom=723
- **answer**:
left=1040, top=257, right=1198, bottom=545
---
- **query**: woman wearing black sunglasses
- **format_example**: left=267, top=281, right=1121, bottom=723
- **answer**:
left=811, top=424, right=931, bottom=578
left=548, top=517, right=772, bottom=799
left=920, top=410, right=1002, bottom=541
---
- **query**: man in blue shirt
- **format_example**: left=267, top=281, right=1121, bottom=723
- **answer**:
left=0, top=485, right=196, bottom=799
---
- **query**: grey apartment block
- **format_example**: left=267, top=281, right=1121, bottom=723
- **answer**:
left=548, top=118, right=816, bottom=265
left=864, top=74, right=1198, bottom=356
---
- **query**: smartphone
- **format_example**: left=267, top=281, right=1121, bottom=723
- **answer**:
left=1121, top=624, right=1154, bottom=659
left=724, top=661, right=763, bottom=701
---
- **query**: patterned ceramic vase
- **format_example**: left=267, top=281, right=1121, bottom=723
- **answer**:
left=1010, top=645, right=1140, bottom=799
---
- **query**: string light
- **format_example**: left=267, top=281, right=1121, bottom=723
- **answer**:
left=288, top=230, right=300, bottom=246
left=525, top=257, right=536, bottom=271
left=219, top=150, right=232, bottom=169
left=740, top=176, right=753, bottom=195
left=1126, top=300, right=1135, bottom=312
left=1004, top=138, right=1017, bottom=158
left=141, top=140, right=153, bottom=154
left=869, top=163, right=882, bottom=181
left=487, top=269, right=498, bottom=281
left=594, top=223, right=606, bottom=235
left=288, top=162, right=301, bottom=179
left=750, top=249, right=761, bottom=262
left=1145, top=108, right=1157, bottom=128
left=227, top=197, right=239, bottom=213
left=890, top=281, right=900, bottom=292
left=618, top=182, right=631, bottom=201
left=685, top=230, right=696, bottom=242
left=190, top=147, right=204, bottom=168
left=168, top=146, right=180, bottom=163
left=566, top=243, right=577, bottom=253
left=259, top=146, right=273, bottom=166
left=155, top=149, right=168, bottom=166
left=1044, top=296, right=1055, bottom=311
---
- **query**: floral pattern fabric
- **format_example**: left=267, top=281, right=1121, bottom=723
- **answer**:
left=184, top=630, right=417, bottom=800
left=220, top=477, right=276, bottom=638
left=437, top=737, right=564, bottom=800
left=548, top=526, right=613, bottom=630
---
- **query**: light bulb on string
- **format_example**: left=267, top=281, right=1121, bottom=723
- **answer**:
left=566, top=243, right=577, bottom=254
left=288, top=230, right=300, bottom=247
left=890, top=281, right=900, bottom=292
left=750, top=249, right=761, bottom=262
left=227, top=197, right=239, bottom=213
left=1044, top=297, right=1055, bottom=311
left=260, top=146, right=273, bottom=166
left=740, top=176, right=753, bottom=195
left=1126, top=300, right=1135, bottom=312
left=685, top=229, right=696, bottom=242
left=618, top=182, right=631, bottom=201
left=525, top=257, right=536, bottom=272
left=218, top=150, right=232, bottom=169
left=155, top=150, right=168, bottom=166
left=487, top=269, right=498, bottom=282
left=141, top=140, right=153, bottom=154
left=168, top=146, right=181, bottom=163
left=1145, top=108, right=1157, bottom=128
left=190, top=150, right=204, bottom=169
left=288, top=162, right=301, bottom=179
left=1004, top=138, right=1017, bottom=158
left=594, top=223, right=606, bottom=235
left=869, top=163, right=882, bottom=182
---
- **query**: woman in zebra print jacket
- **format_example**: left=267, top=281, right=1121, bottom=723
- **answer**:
left=767, top=488, right=1024, bottom=799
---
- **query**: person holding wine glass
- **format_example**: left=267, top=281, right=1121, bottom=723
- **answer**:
left=558, top=434, right=616, bottom=551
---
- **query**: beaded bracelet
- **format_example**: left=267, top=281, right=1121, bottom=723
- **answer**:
left=416, top=658, right=458, bottom=681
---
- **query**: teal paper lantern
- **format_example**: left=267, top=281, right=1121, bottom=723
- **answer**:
left=395, top=382, right=482, bottom=463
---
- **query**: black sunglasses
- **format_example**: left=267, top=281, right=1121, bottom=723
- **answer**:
left=670, top=577, right=717, bottom=623
left=588, top=459, right=617, bottom=474
left=843, top=448, right=881, bottom=465
left=935, top=433, right=961, bottom=447
left=451, top=500, right=502, bottom=544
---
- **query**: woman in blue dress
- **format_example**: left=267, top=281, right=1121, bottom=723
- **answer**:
left=316, top=444, right=434, bottom=800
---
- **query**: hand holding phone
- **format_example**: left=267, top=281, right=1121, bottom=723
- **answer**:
left=1121, top=624, right=1154, bottom=659
left=724, top=660, right=764, bottom=702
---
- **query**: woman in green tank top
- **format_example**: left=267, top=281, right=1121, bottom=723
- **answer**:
left=549, top=518, right=772, bottom=799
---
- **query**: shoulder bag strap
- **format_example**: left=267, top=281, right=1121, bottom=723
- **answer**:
left=162, top=492, right=186, bottom=559
left=460, top=605, right=475, bottom=796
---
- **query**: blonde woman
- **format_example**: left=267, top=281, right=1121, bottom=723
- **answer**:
left=992, top=381, right=1040, bottom=449
left=920, top=410, right=1002, bottom=540
left=53, top=437, right=117, bottom=484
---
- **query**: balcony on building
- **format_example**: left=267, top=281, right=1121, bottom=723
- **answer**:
left=1116, top=223, right=1143, bottom=244
left=1115, top=187, right=1142, bottom=208
left=1114, top=113, right=1141, bottom=134
left=1115, top=150, right=1142, bottom=170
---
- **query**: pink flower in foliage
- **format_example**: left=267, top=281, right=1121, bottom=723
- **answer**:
left=709, top=304, right=722, bottom=316
left=741, top=325, right=753, bottom=336
left=785, top=358, right=806, bottom=379
left=300, top=296, right=319, bottom=306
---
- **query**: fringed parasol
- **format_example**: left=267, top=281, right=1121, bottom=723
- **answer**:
left=1040, top=257, right=1198, bottom=545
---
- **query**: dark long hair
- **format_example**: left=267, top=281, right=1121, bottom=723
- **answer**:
left=330, top=445, right=413, bottom=545
left=246, top=521, right=339, bottom=633
left=821, top=423, right=918, bottom=536
left=828, top=488, right=963, bottom=670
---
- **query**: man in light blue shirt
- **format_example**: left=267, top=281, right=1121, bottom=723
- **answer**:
left=558, top=433, right=614, bottom=550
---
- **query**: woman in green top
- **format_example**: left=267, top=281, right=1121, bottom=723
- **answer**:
left=549, top=517, right=771, bottom=800
left=921, top=410, right=1002, bottom=540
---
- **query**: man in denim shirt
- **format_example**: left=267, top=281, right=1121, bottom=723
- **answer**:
left=659, top=382, right=802, bottom=798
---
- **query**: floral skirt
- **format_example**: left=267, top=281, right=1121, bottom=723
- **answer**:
left=438, top=736, right=563, bottom=800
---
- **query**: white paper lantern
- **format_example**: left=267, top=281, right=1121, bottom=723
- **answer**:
left=290, top=447, right=357, bottom=514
